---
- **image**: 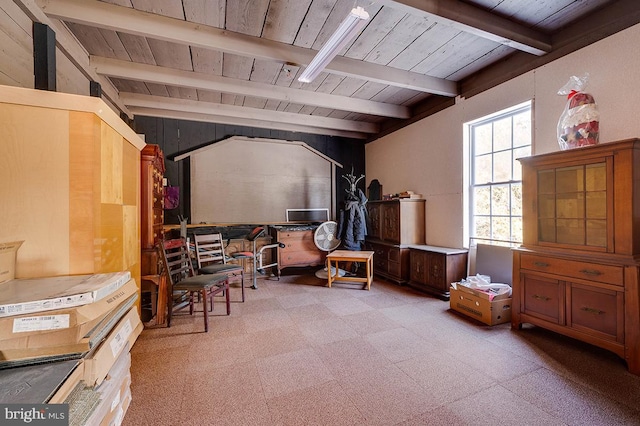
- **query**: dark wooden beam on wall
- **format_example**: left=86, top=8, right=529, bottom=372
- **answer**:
left=33, top=22, right=56, bottom=91
left=90, top=81, right=102, bottom=97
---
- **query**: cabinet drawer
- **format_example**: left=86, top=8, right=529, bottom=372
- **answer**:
left=282, top=250, right=324, bottom=267
left=388, top=248, right=401, bottom=262
left=373, top=255, right=388, bottom=274
left=279, top=231, right=314, bottom=241
left=522, top=273, right=565, bottom=324
left=520, top=254, right=623, bottom=286
left=153, top=208, right=163, bottom=225
left=570, top=283, right=622, bottom=342
left=281, top=238, right=316, bottom=252
left=387, top=261, right=401, bottom=278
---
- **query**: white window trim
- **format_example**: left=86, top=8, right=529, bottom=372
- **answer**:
left=463, top=100, right=532, bottom=248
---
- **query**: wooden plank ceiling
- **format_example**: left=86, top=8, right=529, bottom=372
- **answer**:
left=27, top=0, right=640, bottom=139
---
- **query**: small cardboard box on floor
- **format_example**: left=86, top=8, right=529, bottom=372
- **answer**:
left=449, top=282, right=512, bottom=325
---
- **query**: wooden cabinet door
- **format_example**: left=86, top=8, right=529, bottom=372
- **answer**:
left=521, top=273, right=565, bottom=324
left=569, top=282, right=623, bottom=342
left=367, top=241, right=389, bottom=274
left=381, top=202, right=400, bottom=243
left=410, top=250, right=427, bottom=284
left=426, top=252, right=447, bottom=293
left=367, top=203, right=382, bottom=240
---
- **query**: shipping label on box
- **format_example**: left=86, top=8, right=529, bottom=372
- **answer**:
left=450, top=286, right=512, bottom=326
left=0, top=279, right=138, bottom=341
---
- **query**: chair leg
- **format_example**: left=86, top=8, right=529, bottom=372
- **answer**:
left=189, top=292, right=194, bottom=315
left=225, top=281, right=230, bottom=315
left=201, top=289, right=209, bottom=332
left=167, top=287, right=173, bottom=328
left=241, top=271, right=245, bottom=302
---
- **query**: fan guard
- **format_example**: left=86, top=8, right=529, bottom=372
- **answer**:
left=313, top=221, right=345, bottom=279
left=314, top=221, right=341, bottom=252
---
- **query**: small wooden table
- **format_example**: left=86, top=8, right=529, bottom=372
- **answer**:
left=326, top=250, right=375, bottom=290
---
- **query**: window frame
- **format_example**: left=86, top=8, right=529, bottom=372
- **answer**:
left=464, top=101, right=532, bottom=247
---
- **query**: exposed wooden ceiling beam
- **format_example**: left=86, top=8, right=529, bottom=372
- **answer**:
left=128, top=107, right=369, bottom=140
left=36, top=0, right=458, bottom=96
left=379, top=0, right=552, bottom=56
left=91, top=56, right=409, bottom=119
left=459, top=0, right=640, bottom=99
left=13, top=0, right=132, bottom=117
left=119, top=92, right=379, bottom=134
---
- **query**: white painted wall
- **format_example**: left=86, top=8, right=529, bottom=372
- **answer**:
left=366, top=23, right=640, bottom=249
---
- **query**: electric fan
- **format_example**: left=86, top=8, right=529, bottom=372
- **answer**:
left=313, top=221, right=346, bottom=279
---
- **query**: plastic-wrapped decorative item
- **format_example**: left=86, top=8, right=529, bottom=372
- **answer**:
left=557, top=73, right=599, bottom=150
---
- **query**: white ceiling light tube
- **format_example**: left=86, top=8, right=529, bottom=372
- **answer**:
left=298, top=6, right=370, bottom=83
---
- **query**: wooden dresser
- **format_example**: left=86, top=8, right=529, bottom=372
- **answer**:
left=365, top=199, right=425, bottom=283
left=408, top=245, right=468, bottom=299
left=140, top=144, right=165, bottom=323
left=513, top=139, right=640, bottom=375
left=269, top=226, right=326, bottom=275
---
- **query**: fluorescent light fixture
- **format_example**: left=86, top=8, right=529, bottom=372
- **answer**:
left=298, top=6, right=370, bottom=83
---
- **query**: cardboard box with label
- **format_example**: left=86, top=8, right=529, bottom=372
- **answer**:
left=82, top=306, right=142, bottom=387
left=449, top=283, right=512, bottom=326
left=0, top=241, right=23, bottom=284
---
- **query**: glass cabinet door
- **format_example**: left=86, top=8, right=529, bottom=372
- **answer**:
left=537, top=161, right=607, bottom=248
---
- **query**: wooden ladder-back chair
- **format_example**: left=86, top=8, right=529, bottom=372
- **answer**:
left=160, top=238, right=230, bottom=332
left=194, top=233, right=246, bottom=302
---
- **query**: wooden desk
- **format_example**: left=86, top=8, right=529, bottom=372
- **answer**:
left=326, top=250, right=375, bottom=290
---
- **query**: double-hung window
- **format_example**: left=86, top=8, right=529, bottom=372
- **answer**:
left=466, top=101, right=532, bottom=247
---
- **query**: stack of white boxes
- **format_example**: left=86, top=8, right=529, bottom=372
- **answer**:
left=0, top=241, right=142, bottom=425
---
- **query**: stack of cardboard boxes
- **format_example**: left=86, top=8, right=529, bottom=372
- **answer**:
left=0, top=241, right=142, bottom=425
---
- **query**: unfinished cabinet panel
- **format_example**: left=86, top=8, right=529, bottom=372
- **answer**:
left=513, top=138, right=640, bottom=375
left=0, top=86, right=144, bottom=295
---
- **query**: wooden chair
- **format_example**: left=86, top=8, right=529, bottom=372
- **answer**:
left=193, top=233, right=246, bottom=302
left=160, top=238, right=230, bottom=332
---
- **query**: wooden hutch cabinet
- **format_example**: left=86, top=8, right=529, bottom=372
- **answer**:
left=513, top=139, right=640, bottom=375
left=365, top=199, right=425, bottom=283
left=140, top=144, right=166, bottom=323
left=408, top=246, right=468, bottom=299
left=141, top=144, right=165, bottom=274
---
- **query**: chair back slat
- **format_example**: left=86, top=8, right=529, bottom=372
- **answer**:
left=161, top=238, right=196, bottom=286
left=194, top=233, right=228, bottom=269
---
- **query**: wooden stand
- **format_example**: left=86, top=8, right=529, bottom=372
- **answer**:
left=326, top=250, right=375, bottom=290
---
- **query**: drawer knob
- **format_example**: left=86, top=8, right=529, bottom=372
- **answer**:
left=532, top=294, right=551, bottom=301
left=581, top=306, right=605, bottom=315
left=534, top=261, right=549, bottom=267
left=579, top=269, right=603, bottom=276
